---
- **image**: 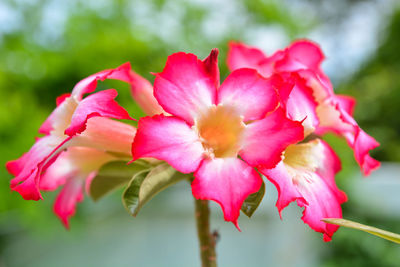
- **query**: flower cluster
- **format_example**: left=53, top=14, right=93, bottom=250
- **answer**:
left=7, top=40, right=379, bottom=240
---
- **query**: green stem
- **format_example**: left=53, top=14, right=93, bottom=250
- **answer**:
left=194, top=199, right=217, bottom=267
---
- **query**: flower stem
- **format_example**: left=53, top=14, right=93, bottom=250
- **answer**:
left=195, top=199, right=217, bottom=267
left=194, top=199, right=217, bottom=267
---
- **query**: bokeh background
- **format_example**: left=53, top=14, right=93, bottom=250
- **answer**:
left=1, top=0, right=400, bottom=266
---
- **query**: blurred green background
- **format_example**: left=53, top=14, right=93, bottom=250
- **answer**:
left=1, top=0, right=400, bottom=266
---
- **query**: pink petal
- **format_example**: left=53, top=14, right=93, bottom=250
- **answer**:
left=316, top=98, right=380, bottom=175
left=41, top=147, right=116, bottom=191
left=64, top=89, right=133, bottom=136
left=335, top=94, right=356, bottom=116
left=56, top=93, right=72, bottom=106
left=39, top=93, right=74, bottom=135
left=39, top=95, right=78, bottom=135
left=53, top=176, right=84, bottom=229
left=131, top=115, right=204, bottom=173
left=261, top=161, right=306, bottom=216
left=129, top=70, right=165, bottom=116
left=39, top=150, right=73, bottom=191
left=274, top=40, right=324, bottom=72
left=240, top=108, right=304, bottom=168
left=257, top=51, right=286, bottom=77
left=217, top=68, right=279, bottom=122
left=300, top=69, right=334, bottom=102
left=227, top=41, right=266, bottom=72
left=71, top=62, right=132, bottom=100
left=260, top=139, right=347, bottom=241
left=153, top=51, right=217, bottom=125
left=192, top=157, right=262, bottom=228
left=278, top=73, right=320, bottom=135
left=72, top=117, right=136, bottom=156
left=8, top=135, right=72, bottom=200
left=353, top=127, right=381, bottom=176
left=202, top=48, right=220, bottom=88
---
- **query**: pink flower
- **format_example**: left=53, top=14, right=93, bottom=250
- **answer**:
left=7, top=63, right=137, bottom=201
left=227, top=40, right=378, bottom=240
left=131, top=49, right=304, bottom=227
left=228, top=40, right=380, bottom=175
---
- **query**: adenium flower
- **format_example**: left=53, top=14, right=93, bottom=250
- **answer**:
left=227, top=40, right=380, bottom=240
left=131, top=49, right=304, bottom=227
left=6, top=63, right=139, bottom=201
left=228, top=40, right=380, bottom=175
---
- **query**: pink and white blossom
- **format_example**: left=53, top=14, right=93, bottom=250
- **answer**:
left=227, top=40, right=379, bottom=240
left=7, top=63, right=137, bottom=201
left=132, top=49, right=304, bottom=227
left=227, top=40, right=380, bottom=175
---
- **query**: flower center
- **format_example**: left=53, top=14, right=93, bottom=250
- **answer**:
left=196, top=105, right=245, bottom=158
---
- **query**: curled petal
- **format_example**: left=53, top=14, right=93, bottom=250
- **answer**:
left=217, top=68, right=279, bottom=122
left=131, top=115, right=204, bottom=173
left=335, top=94, right=356, bottom=116
left=353, top=127, right=381, bottom=176
left=153, top=51, right=217, bottom=124
left=71, top=62, right=132, bottom=100
left=240, top=108, right=304, bottom=168
left=64, top=89, right=133, bottom=136
left=192, top=157, right=262, bottom=228
left=227, top=41, right=266, bottom=71
left=8, top=135, right=71, bottom=200
left=260, top=139, right=347, bottom=241
left=316, top=98, right=380, bottom=175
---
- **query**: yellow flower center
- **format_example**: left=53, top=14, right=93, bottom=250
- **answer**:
left=196, top=105, right=245, bottom=158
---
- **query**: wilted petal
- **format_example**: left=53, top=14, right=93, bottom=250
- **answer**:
left=217, top=68, right=279, bottom=122
left=240, top=108, right=304, bottom=168
left=192, top=157, right=262, bottom=228
left=132, top=115, right=204, bottom=173
left=153, top=51, right=217, bottom=124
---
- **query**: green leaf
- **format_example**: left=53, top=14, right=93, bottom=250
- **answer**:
left=122, top=163, right=189, bottom=216
left=241, top=181, right=265, bottom=217
left=323, top=218, right=400, bottom=244
left=89, top=160, right=150, bottom=201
